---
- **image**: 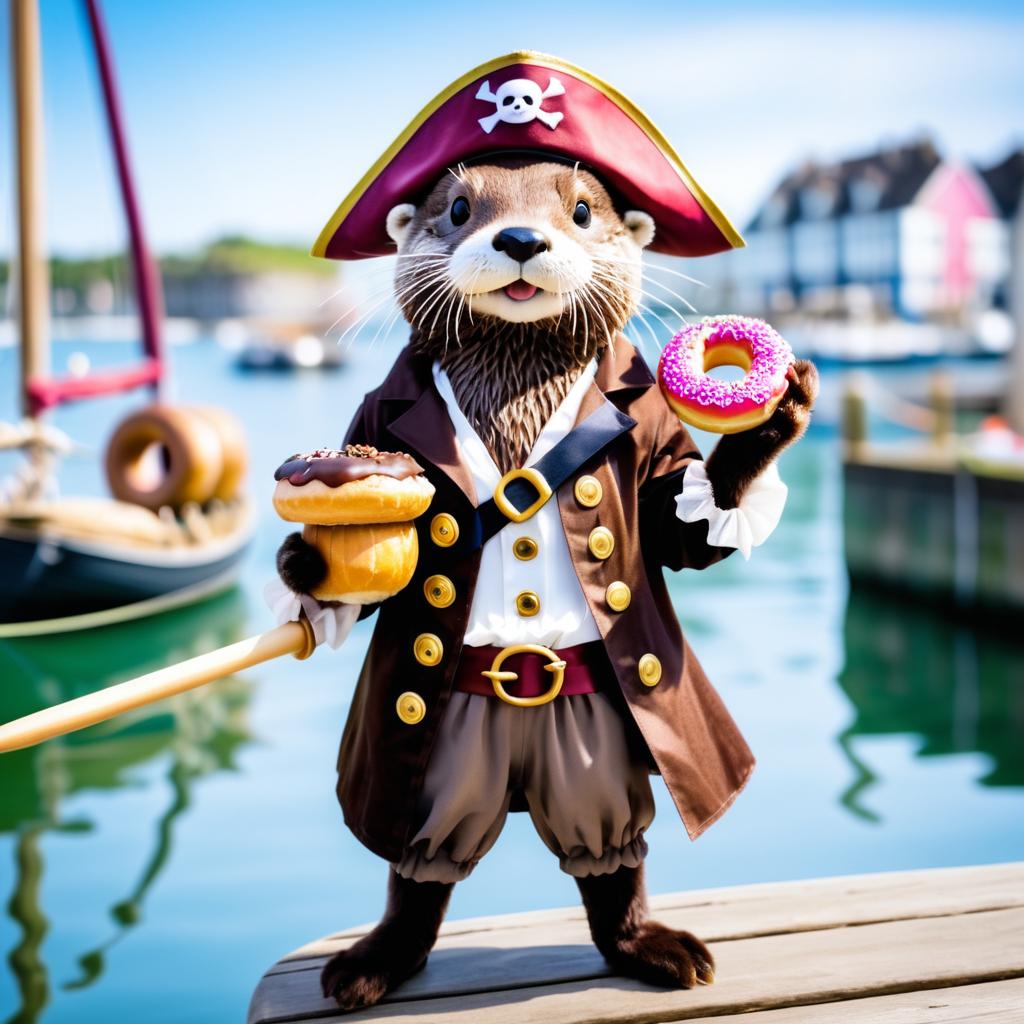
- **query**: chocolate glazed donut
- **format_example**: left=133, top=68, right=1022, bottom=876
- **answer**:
left=273, top=444, right=434, bottom=601
left=273, top=444, right=434, bottom=527
left=275, top=445, right=424, bottom=487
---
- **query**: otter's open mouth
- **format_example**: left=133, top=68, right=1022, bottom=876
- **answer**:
left=503, top=280, right=539, bottom=302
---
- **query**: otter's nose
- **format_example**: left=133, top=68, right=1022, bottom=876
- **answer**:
left=492, top=227, right=549, bottom=263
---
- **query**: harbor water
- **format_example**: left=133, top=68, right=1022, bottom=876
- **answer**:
left=1, top=334, right=1022, bottom=1024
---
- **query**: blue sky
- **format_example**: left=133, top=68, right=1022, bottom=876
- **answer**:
left=1, top=0, right=1022, bottom=257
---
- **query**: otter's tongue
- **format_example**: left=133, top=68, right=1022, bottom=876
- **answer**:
left=504, top=280, right=538, bottom=301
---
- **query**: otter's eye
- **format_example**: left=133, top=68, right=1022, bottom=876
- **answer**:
left=573, top=200, right=592, bottom=228
left=450, top=197, right=470, bottom=226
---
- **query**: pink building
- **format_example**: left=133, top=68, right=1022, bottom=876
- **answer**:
left=734, top=139, right=1011, bottom=322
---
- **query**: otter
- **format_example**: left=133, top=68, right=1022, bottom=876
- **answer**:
left=392, top=158, right=652, bottom=472
left=278, top=158, right=818, bottom=1011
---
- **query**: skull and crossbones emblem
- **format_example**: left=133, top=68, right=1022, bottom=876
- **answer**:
left=475, top=76, right=566, bottom=134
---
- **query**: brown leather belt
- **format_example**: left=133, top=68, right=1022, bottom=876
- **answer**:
left=455, top=641, right=610, bottom=707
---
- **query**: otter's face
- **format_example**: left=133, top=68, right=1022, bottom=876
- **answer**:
left=386, top=162, right=655, bottom=338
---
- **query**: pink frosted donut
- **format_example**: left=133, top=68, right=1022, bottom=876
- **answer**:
left=657, top=316, right=794, bottom=434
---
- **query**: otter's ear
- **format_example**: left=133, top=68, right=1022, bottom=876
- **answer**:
left=624, top=211, right=656, bottom=250
left=385, top=203, right=417, bottom=249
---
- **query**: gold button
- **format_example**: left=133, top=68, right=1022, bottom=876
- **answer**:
left=575, top=475, right=603, bottom=508
left=413, top=633, right=443, bottom=666
left=516, top=590, right=541, bottom=617
left=424, top=574, right=456, bottom=608
left=588, top=526, right=615, bottom=560
left=513, top=536, right=539, bottom=561
left=606, top=580, right=631, bottom=612
left=638, top=653, right=662, bottom=687
left=396, top=691, right=426, bottom=724
left=430, top=513, right=459, bottom=548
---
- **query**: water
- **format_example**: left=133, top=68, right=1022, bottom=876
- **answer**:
left=1, top=335, right=1022, bottom=1023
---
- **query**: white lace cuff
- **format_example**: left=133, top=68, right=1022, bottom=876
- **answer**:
left=674, top=460, right=787, bottom=560
left=263, top=577, right=360, bottom=650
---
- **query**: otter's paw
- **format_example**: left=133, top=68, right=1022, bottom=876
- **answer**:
left=705, top=357, right=819, bottom=509
left=276, top=532, right=327, bottom=596
left=770, top=358, right=820, bottom=444
left=604, top=921, right=715, bottom=989
left=320, top=944, right=426, bottom=1012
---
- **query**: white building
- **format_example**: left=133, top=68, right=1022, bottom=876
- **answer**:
left=726, top=140, right=1010, bottom=324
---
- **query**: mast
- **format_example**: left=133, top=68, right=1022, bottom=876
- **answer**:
left=18, top=0, right=164, bottom=415
left=11, top=0, right=50, bottom=423
left=83, top=0, right=165, bottom=386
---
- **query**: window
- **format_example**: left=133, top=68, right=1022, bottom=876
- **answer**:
left=793, top=221, right=840, bottom=284
left=849, top=178, right=884, bottom=214
left=800, top=185, right=836, bottom=220
left=841, top=213, right=897, bottom=279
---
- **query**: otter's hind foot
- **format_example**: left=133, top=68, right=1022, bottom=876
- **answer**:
left=603, top=920, right=715, bottom=989
left=321, top=872, right=453, bottom=1012
left=320, top=941, right=426, bottom=1012
left=576, top=863, right=715, bottom=990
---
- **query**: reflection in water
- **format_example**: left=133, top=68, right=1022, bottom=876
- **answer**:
left=837, top=586, right=1024, bottom=821
left=6, top=827, right=46, bottom=1024
left=0, top=590, right=253, bottom=1024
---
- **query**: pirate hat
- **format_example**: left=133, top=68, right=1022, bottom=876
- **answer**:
left=312, top=51, right=743, bottom=260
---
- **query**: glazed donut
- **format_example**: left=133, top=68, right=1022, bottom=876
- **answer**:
left=272, top=445, right=434, bottom=525
left=105, top=404, right=224, bottom=511
left=302, top=522, right=419, bottom=603
left=187, top=405, right=248, bottom=502
left=657, top=316, right=794, bottom=434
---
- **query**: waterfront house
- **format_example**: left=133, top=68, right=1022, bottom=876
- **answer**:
left=732, top=140, right=1008, bottom=325
left=979, top=148, right=1024, bottom=314
left=981, top=148, right=1024, bottom=429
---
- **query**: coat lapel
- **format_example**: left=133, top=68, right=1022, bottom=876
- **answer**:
left=574, top=335, right=655, bottom=426
left=382, top=350, right=477, bottom=506
left=382, top=336, right=654, bottom=507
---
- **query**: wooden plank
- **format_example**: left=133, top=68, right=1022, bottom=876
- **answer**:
left=698, top=979, right=1024, bottom=1023
left=248, top=905, right=1024, bottom=1024
left=276, top=862, right=1024, bottom=966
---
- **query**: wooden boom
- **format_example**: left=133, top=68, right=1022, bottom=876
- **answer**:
left=0, top=617, right=316, bottom=753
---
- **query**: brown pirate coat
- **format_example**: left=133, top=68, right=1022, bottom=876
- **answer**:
left=335, top=335, right=755, bottom=862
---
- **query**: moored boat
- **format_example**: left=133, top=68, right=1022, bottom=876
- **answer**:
left=1, top=0, right=253, bottom=636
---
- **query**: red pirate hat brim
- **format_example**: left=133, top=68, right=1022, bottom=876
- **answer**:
left=312, top=51, right=743, bottom=260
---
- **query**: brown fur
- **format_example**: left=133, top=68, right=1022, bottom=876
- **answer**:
left=277, top=530, right=327, bottom=595
left=320, top=872, right=453, bottom=1010
left=297, top=163, right=817, bottom=1013
left=577, top=864, right=715, bottom=988
left=401, top=161, right=637, bottom=472
left=705, top=359, right=820, bottom=508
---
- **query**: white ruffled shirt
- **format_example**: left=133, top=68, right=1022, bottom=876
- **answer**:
left=267, top=362, right=788, bottom=648
left=433, top=359, right=601, bottom=648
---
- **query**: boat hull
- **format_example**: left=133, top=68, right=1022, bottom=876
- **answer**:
left=0, top=524, right=252, bottom=625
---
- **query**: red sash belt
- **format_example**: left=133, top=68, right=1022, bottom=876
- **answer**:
left=454, top=641, right=611, bottom=699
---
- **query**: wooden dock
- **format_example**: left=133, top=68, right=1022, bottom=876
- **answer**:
left=248, top=861, right=1024, bottom=1023
left=839, top=374, right=1024, bottom=617
left=843, top=449, right=1024, bottom=616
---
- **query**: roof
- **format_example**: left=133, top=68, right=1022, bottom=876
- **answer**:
left=979, top=148, right=1024, bottom=219
left=747, top=139, right=942, bottom=231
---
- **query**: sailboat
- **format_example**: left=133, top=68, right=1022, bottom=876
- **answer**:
left=1, top=0, right=254, bottom=635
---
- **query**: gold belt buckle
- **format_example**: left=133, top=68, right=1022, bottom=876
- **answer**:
left=482, top=643, right=566, bottom=707
left=492, top=467, right=552, bottom=523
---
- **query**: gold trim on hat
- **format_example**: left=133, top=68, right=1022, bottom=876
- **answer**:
left=311, top=50, right=744, bottom=259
